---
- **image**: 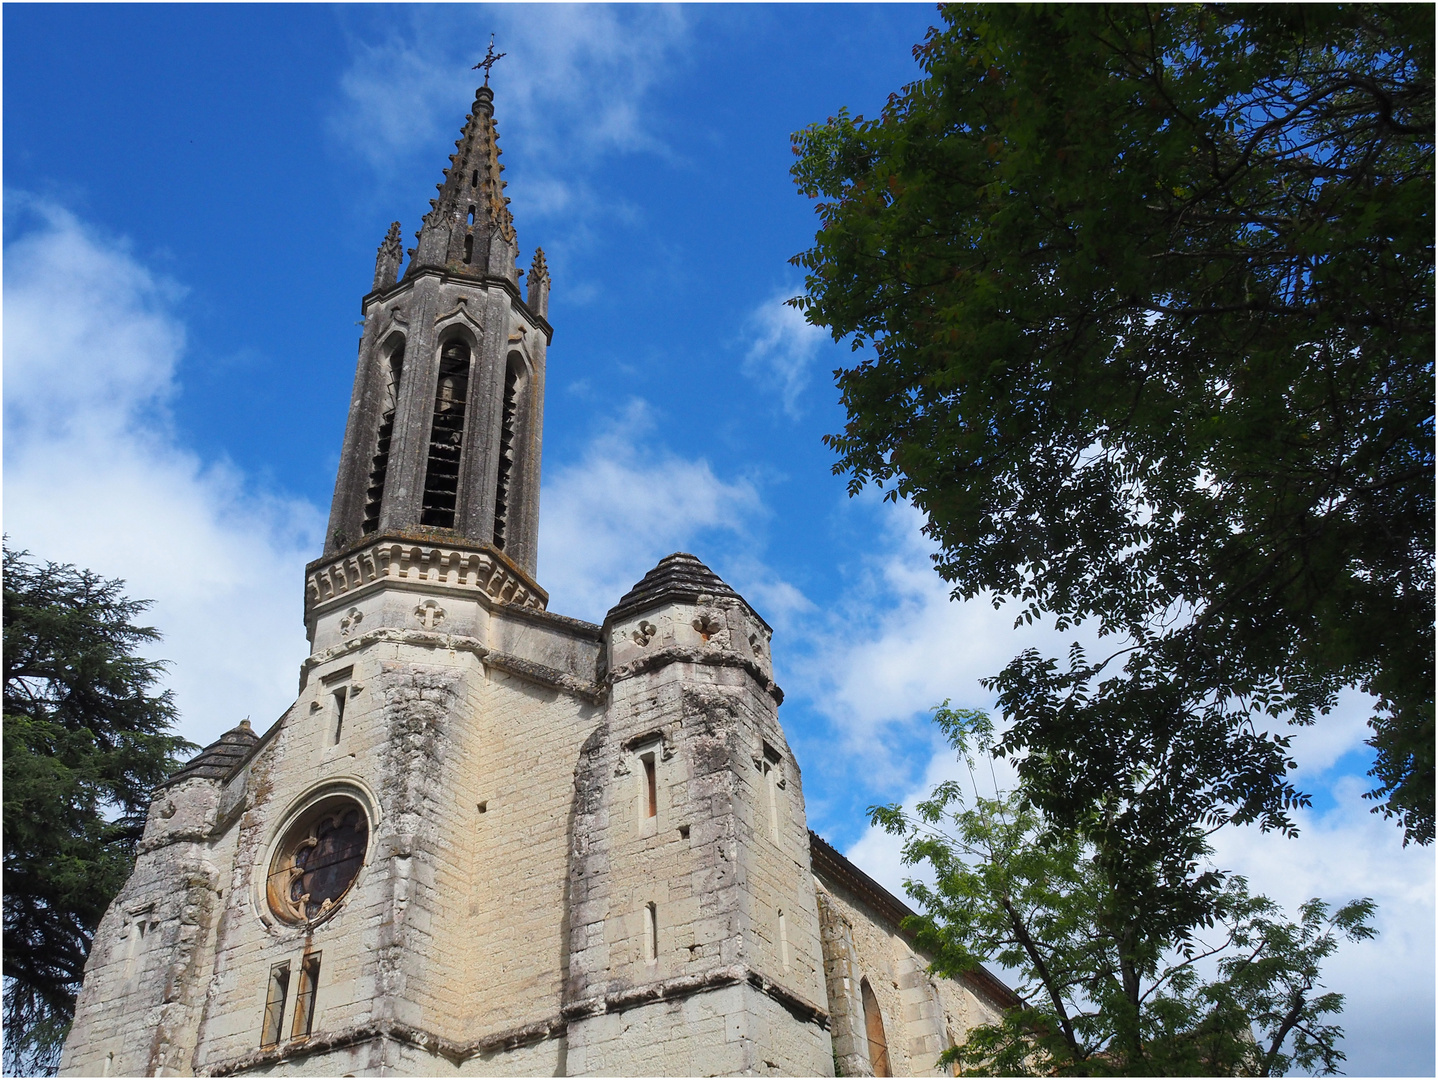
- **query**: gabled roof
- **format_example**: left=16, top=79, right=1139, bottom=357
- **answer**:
left=160, top=720, right=259, bottom=788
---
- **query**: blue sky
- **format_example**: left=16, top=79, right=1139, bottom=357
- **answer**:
left=4, top=5, right=1431, bottom=1074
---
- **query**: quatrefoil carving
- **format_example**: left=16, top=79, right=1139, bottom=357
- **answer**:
left=692, top=613, right=722, bottom=642
left=632, top=620, right=657, bottom=647
left=340, top=608, right=364, bottom=637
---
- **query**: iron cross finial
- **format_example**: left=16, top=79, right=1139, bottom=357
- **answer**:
left=474, top=35, right=507, bottom=86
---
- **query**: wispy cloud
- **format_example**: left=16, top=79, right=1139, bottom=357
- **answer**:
left=785, top=497, right=1095, bottom=781
left=3, top=201, right=322, bottom=748
left=538, top=399, right=763, bottom=623
left=742, top=288, right=827, bottom=416
left=331, top=5, right=691, bottom=231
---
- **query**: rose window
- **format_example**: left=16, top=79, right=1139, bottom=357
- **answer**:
left=267, top=797, right=369, bottom=925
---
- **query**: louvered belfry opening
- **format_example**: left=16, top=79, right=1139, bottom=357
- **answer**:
left=492, top=357, right=520, bottom=550
left=361, top=345, right=405, bottom=534
left=421, top=340, right=471, bottom=528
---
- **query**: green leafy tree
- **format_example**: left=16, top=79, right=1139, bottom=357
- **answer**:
left=3, top=546, right=193, bottom=1075
left=871, top=707, right=1376, bottom=1075
left=792, top=5, right=1434, bottom=843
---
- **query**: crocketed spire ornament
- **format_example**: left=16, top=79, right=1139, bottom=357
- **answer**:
left=373, top=221, right=403, bottom=292
left=527, top=246, right=551, bottom=318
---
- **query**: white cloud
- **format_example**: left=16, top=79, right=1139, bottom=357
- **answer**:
left=742, top=288, right=826, bottom=416
left=1211, top=784, right=1435, bottom=1077
left=332, top=6, right=690, bottom=206
left=537, top=399, right=763, bottom=624
left=3, top=202, right=322, bottom=750
left=787, top=497, right=1097, bottom=781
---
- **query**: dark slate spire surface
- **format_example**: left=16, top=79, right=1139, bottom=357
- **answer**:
left=607, top=552, right=763, bottom=625
left=162, top=720, right=259, bottom=787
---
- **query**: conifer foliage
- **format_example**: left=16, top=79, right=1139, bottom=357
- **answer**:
left=792, top=6, right=1434, bottom=842
left=3, top=545, right=193, bottom=1074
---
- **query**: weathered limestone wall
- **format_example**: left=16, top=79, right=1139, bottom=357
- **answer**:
left=180, top=598, right=602, bottom=1075
left=813, top=872, right=1009, bottom=1077
left=562, top=593, right=832, bottom=1076
left=60, top=773, right=241, bottom=1077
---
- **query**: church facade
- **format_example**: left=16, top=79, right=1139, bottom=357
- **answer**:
left=59, top=80, right=1015, bottom=1078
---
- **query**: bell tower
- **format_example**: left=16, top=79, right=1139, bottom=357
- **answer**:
left=323, top=82, right=552, bottom=578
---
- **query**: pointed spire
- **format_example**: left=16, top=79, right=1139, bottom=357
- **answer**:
left=408, top=83, right=518, bottom=282
left=527, top=246, right=550, bottom=319
left=373, top=222, right=403, bottom=292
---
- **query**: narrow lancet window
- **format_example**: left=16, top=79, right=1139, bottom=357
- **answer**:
left=420, top=341, right=471, bottom=528
left=779, top=909, right=790, bottom=971
left=261, top=961, right=290, bottom=1047
left=642, top=753, right=657, bottom=818
left=763, top=743, right=783, bottom=844
left=493, top=358, right=520, bottom=549
left=463, top=232, right=474, bottom=264
left=861, top=978, right=891, bottom=1077
left=643, top=902, right=658, bottom=964
left=332, top=688, right=347, bottom=744
left=362, top=345, right=404, bottom=534
left=291, top=953, right=321, bottom=1040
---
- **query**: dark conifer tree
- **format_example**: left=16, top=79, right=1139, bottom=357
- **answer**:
left=3, top=545, right=193, bottom=1075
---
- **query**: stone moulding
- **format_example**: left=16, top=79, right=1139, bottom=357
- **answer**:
left=606, top=644, right=785, bottom=705
left=305, top=537, right=547, bottom=620
left=562, top=964, right=827, bottom=1026
left=361, top=266, right=554, bottom=344
left=202, top=966, right=826, bottom=1075
left=299, top=628, right=604, bottom=704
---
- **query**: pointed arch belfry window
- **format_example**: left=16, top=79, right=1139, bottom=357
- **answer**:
left=421, top=339, right=471, bottom=528
left=492, top=354, right=521, bottom=550
left=362, top=342, right=405, bottom=534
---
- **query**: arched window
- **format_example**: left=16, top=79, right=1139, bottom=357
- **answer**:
left=463, top=232, right=474, bottom=264
left=362, top=343, right=404, bottom=534
left=420, top=340, right=471, bottom=528
left=861, top=978, right=891, bottom=1077
left=492, top=355, right=521, bottom=550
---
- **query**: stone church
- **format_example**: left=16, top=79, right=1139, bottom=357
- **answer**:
left=60, top=79, right=1016, bottom=1078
